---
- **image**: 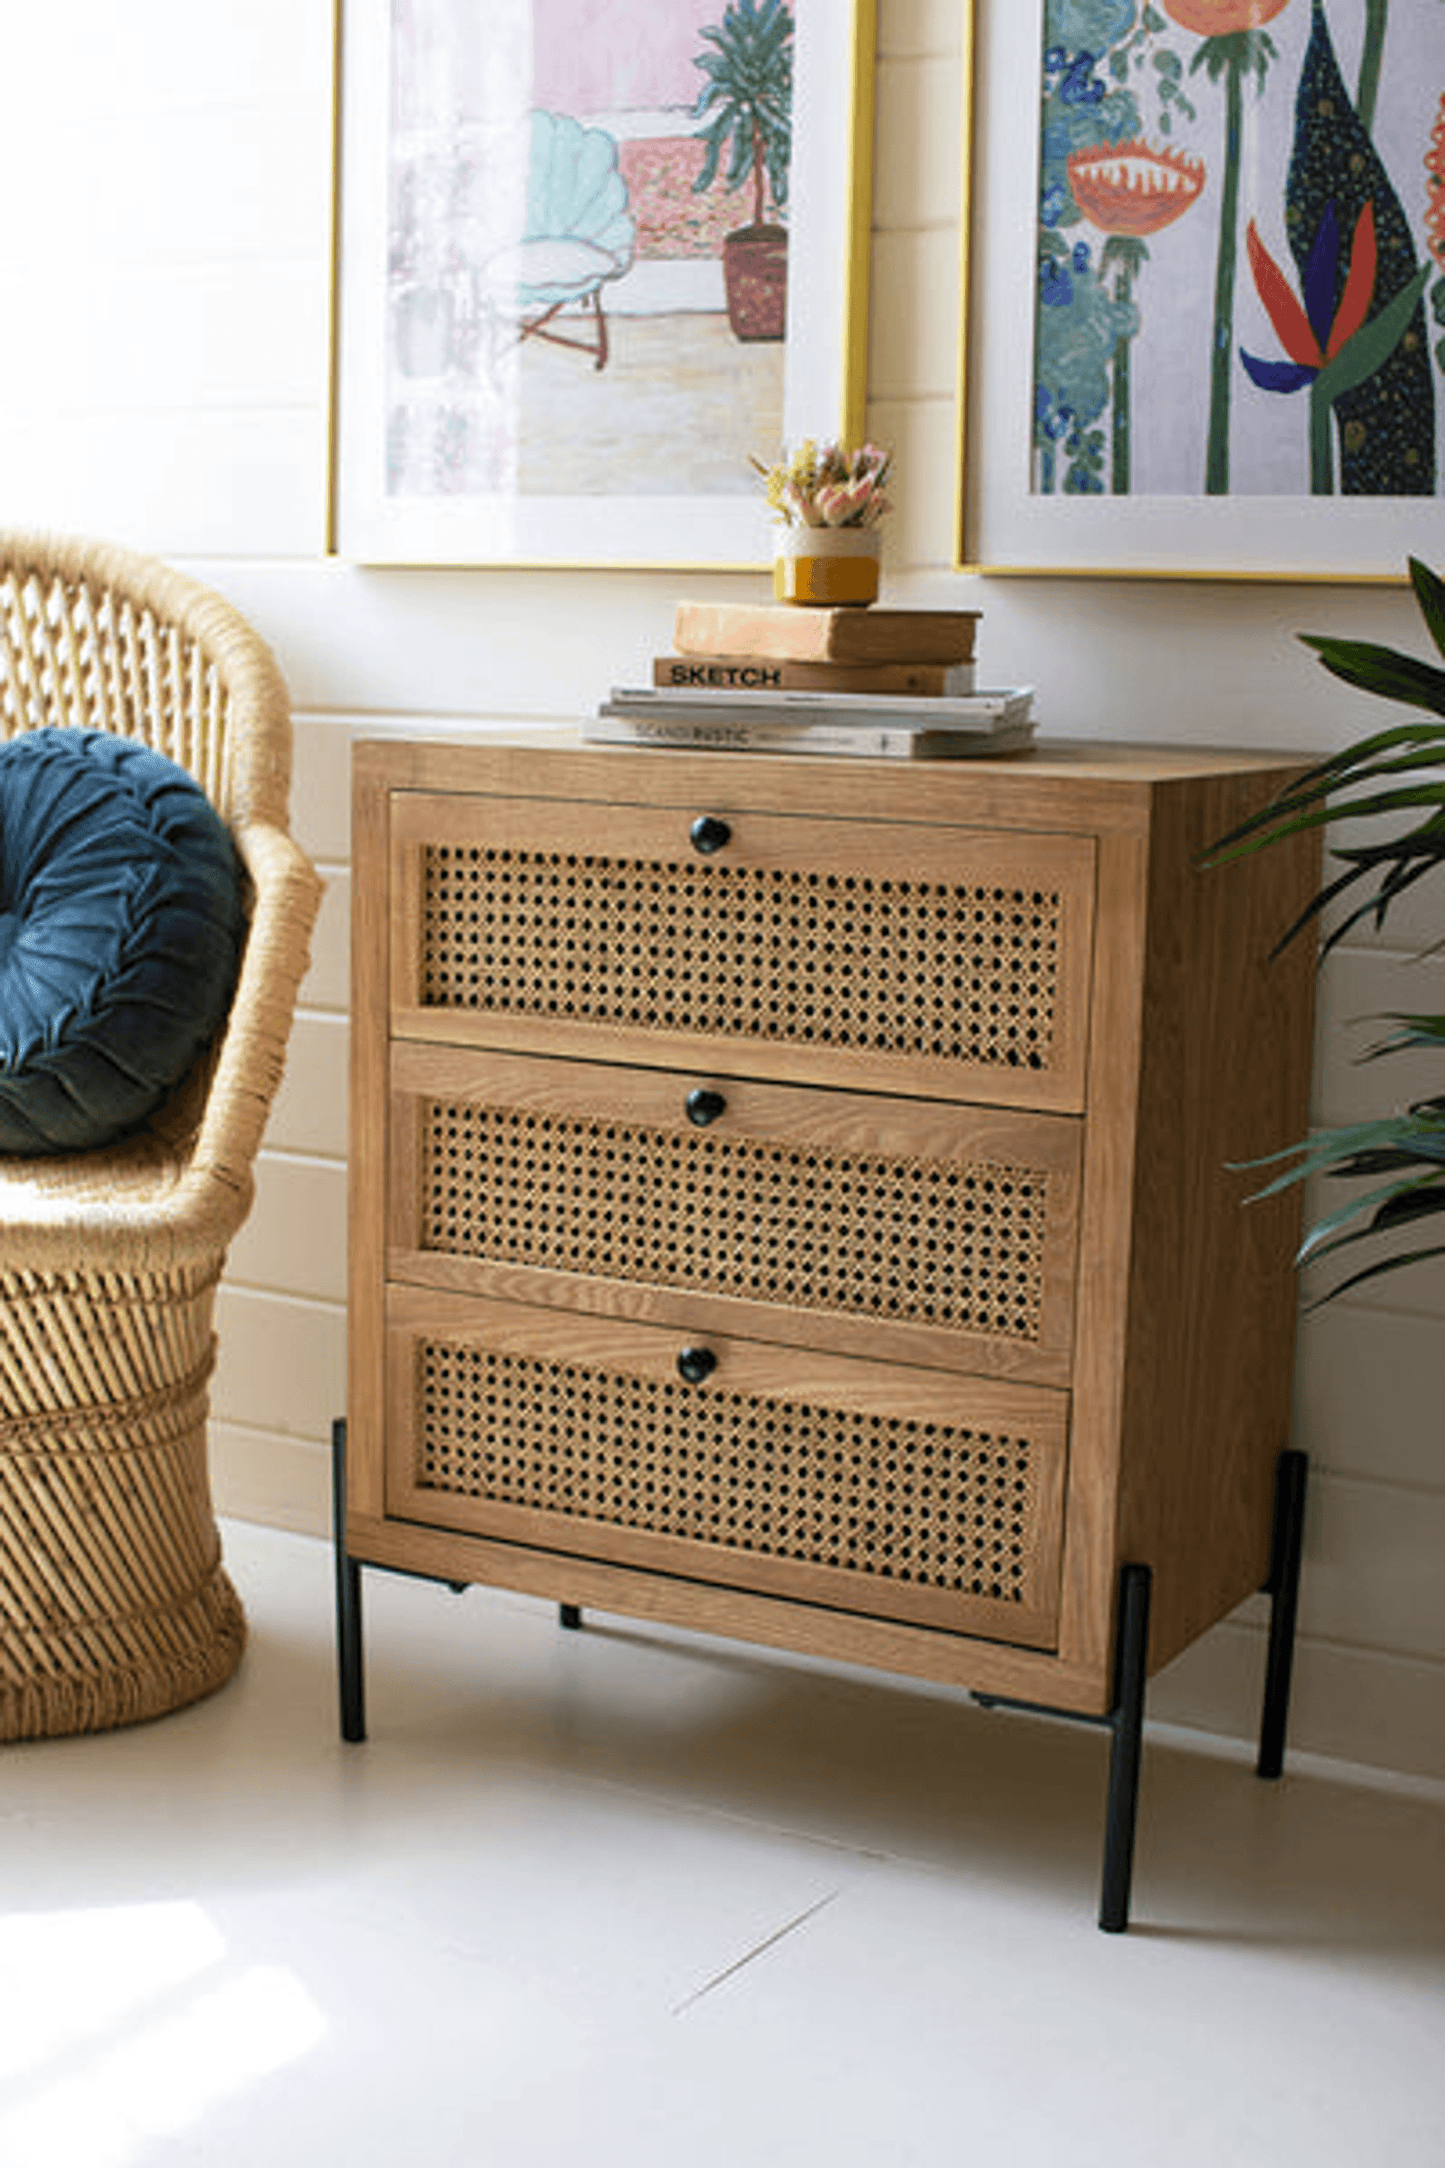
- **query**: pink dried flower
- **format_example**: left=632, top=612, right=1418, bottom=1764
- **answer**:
left=750, top=439, right=894, bottom=527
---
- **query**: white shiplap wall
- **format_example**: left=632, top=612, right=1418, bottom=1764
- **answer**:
left=0, top=1, right=1440, bottom=1783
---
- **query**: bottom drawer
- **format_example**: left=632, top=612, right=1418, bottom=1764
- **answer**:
left=384, top=1288, right=1069, bottom=1650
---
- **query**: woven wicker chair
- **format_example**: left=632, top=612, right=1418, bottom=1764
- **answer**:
left=0, top=532, right=321, bottom=1741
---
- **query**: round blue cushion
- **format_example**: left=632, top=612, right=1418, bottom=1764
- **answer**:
left=0, top=729, right=245, bottom=1154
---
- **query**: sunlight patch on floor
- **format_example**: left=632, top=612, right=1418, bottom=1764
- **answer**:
left=0, top=1904, right=326, bottom=2168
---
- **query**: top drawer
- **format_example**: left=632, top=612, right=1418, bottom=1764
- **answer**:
left=389, top=792, right=1097, bottom=1110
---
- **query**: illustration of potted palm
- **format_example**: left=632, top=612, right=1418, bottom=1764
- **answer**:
left=691, top=0, right=793, bottom=342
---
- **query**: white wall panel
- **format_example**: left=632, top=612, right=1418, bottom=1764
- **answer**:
left=1293, top=1306, right=1445, bottom=1490
left=1152, top=1621, right=1445, bottom=1787
left=12, top=263, right=325, bottom=418
left=227, top=1153, right=348, bottom=1307
left=0, top=412, right=329, bottom=560
left=263, top=1014, right=349, bottom=1161
left=869, top=230, right=961, bottom=403
left=0, top=1, right=331, bottom=554
left=1312, top=946, right=1445, bottom=1127
left=190, top=561, right=693, bottom=720
left=0, top=2, right=333, bottom=119
left=872, top=52, right=964, bottom=230
left=0, top=0, right=1436, bottom=1782
left=298, top=870, right=351, bottom=1016
left=30, top=108, right=332, bottom=271
left=865, top=397, right=969, bottom=574
left=291, top=716, right=358, bottom=866
left=1302, top=1477, right=1445, bottom=1664
left=212, top=1287, right=345, bottom=1443
left=212, top=1422, right=333, bottom=1540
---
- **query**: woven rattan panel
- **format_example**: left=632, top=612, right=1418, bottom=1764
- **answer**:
left=0, top=1262, right=243, bottom=1741
left=420, top=1100, right=1055, bottom=1344
left=0, top=1264, right=218, bottom=1409
left=0, top=570, right=230, bottom=802
left=420, top=846, right=1066, bottom=1077
left=414, top=1338, right=1053, bottom=1632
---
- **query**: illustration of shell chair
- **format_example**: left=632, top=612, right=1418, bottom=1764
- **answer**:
left=0, top=532, right=321, bottom=1741
left=480, top=109, right=636, bottom=370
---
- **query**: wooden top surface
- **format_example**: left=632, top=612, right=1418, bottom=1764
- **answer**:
left=353, top=730, right=1317, bottom=837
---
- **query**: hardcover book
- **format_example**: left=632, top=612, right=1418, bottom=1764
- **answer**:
left=601, top=685, right=1032, bottom=732
left=653, top=655, right=977, bottom=697
left=582, top=712, right=1035, bottom=761
left=672, top=601, right=982, bottom=667
left=585, top=685, right=1035, bottom=761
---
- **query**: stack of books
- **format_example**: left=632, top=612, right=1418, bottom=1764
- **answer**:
left=584, top=601, right=1035, bottom=761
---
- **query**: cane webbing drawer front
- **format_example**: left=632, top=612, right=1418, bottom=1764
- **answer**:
left=385, top=1291, right=1068, bottom=1648
left=388, top=1045, right=1082, bottom=1385
left=390, top=794, right=1096, bottom=1111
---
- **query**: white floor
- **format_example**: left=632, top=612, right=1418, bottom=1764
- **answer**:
left=2, top=1521, right=1442, bottom=2168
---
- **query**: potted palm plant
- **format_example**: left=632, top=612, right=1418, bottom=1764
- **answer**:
left=692, top=0, right=793, bottom=342
left=1212, top=556, right=1445, bottom=1299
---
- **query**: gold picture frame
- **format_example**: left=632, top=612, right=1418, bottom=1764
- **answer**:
left=956, top=0, right=1445, bottom=582
left=331, top=0, right=876, bottom=569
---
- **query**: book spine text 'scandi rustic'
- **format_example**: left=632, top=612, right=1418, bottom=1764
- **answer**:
left=581, top=713, right=1036, bottom=760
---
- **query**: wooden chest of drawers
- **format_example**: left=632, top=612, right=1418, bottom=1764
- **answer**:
left=343, top=736, right=1317, bottom=1757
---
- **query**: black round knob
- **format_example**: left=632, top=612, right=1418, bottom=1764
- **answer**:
left=690, top=814, right=732, bottom=855
left=676, top=1346, right=717, bottom=1385
left=685, top=1088, right=727, bottom=1128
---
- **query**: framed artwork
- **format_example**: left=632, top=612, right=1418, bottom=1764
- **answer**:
left=332, top=0, right=876, bottom=568
left=958, top=0, right=1445, bottom=579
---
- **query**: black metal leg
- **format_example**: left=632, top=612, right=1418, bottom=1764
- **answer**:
left=559, top=1603, right=583, bottom=1631
left=1258, top=1448, right=1308, bottom=1780
left=1099, top=1562, right=1152, bottom=1934
left=331, top=1417, right=366, bottom=1743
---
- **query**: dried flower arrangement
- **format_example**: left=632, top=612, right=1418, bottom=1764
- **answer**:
left=751, top=440, right=893, bottom=529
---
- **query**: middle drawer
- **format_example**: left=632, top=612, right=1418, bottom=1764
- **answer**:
left=387, top=1044, right=1082, bottom=1386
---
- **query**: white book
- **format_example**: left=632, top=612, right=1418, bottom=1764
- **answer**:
left=582, top=710, right=1037, bottom=760
left=601, top=683, right=1034, bottom=735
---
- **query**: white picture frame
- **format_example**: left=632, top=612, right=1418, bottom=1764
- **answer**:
left=332, top=0, right=876, bottom=568
left=957, top=0, right=1445, bottom=582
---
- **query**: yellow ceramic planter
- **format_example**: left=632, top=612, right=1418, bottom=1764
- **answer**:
left=773, top=523, right=881, bottom=606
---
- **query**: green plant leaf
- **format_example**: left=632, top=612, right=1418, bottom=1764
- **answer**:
left=1241, top=1113, right=1445, bottom=1198
left=1359, top=1012, right=1445, bottom=1058
left=1309, top=1244, right=1445, bottom=1304
left=1322, top=860, right=1443, bottom=950
left=1298, top=637, right=1445, bottom=718
left=1295, top=1171, right=1445, bottom=1261
left=1301, top=1187, right=1445, bottom=1263
left=1319, top=1145, right=1445, bottom=1175
left=1206, top=555, right=1445, bottom=1302
left=1211, top=785, right=1445, bottom=886
left=1204, top=722, right=1445, bottom=862
left=1368, top=1184, right=1445, bottom=1229
left=1409, top=557, right=1445, bottom=664
left=1210, top=788, right=1445, bottom=873
left=1272, top=719, right=1445, bottom=790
